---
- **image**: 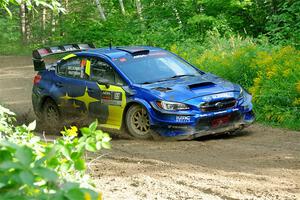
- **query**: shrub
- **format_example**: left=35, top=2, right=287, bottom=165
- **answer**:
left=0, top=105, right=111, bottom=200
left=170, top=35, right=300, bottom=130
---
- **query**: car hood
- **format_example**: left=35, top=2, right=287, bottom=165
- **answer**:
left=138, top=73, right=241, bottom=103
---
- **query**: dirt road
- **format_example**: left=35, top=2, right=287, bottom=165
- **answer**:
left=1, top=56, right=299, bottom=199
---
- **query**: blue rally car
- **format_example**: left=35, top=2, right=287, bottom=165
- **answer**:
left=32, top=44, right=254, bottom=139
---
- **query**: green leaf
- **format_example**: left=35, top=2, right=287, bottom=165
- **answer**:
left=71, top=152, right=81, bottom=160
left=85, top=143, right=96, bottom=152
left=101, top=141, right=111, bottom=149
left=88, top=120, right=98, bottom=132
left=0, top=161, right=22, bottom=170
left=80, top=127, right=91, bottom=136
left=86, top=137, right=95, bottom=144
left=96, top=141, right=102, bottom=150
left=27, top=120, right=36, bottom=131
left=64, top=188, right=85, bottom=200
left=15, top=146, right=34, bottom=166
left=95, top=130, right=103, bottom=141
left=33, top=167, right=58, bottom=182
left=74, top=158, right=85, bottom=171
left=60, top=146, right=71, bottom=160
left=62, top=182, right=80, bottom=191
left=19, top=170, right=34, bottom=185
left=0, top=149, right=12, bottom=162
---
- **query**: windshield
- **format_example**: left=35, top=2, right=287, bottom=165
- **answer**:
left=112, top=51, right=202, bottom=84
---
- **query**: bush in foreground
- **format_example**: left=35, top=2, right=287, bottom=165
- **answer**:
left=0, top=105, right=111, bottom=200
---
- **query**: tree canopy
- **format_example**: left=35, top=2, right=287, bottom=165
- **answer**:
left=0, top=0, right=299, bottom=52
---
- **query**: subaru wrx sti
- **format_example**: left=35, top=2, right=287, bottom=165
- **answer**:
left=32, top=44, right=254, bottom=139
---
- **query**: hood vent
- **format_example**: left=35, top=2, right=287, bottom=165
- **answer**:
left=153, top=87, right=172, bottom=92
left=188, top=82, right=215, bottom=90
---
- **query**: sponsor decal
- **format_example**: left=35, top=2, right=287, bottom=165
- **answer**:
left=203, top=92, right=234, bottom=101
left=176, top=116, right=191, bottom=122
left=64, top=45, right=77, bottom=51
left=101, top=91, right=122, bottom=105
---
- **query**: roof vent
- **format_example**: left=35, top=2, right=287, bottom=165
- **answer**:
left=116, top=47, right=150, bottom=56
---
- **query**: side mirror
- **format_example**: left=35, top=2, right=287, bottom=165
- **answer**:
left=97, top=80, right=110, bottom=89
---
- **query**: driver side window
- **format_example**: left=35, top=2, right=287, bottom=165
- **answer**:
left=90, top=58, right=124, bottom=85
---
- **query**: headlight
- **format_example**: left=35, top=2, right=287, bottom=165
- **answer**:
left=156, top=101, right=189, bottom=111
left=239, top=87, right=246, bottom=99
left=238, top=87, right=251, bottom=99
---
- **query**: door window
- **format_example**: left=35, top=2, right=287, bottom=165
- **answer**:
left=90, top=58, right=124, bottom=85
left=57, top=57, right=88, bottom=79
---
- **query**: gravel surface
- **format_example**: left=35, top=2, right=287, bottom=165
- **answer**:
left=1, top=56, right=299, bottom=200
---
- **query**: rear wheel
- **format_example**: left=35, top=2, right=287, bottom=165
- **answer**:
left=42, top=99, right=61, bottom=133
left=126, top=105, right=152, bottom=139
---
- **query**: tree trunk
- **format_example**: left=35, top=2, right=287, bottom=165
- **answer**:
left=25, top=6, right=31, bottom=41
left=51, top=11, right=56, bottom=34
left=135, top=0, right=143, bottom=20
left=119, top=0, right=126, bottom=15
left=65, top=0, right=69, bottom=11
left=95, top=0, right=106, bottom=21
left=20, top=3, right=27, bottom=44
left=41, top=7, right=47, bottom=44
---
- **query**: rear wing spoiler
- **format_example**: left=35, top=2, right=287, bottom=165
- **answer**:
left=32, top=43, right=95, bottom=71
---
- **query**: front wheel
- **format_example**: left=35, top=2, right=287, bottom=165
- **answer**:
left=126, top=105, right=152, bottom=139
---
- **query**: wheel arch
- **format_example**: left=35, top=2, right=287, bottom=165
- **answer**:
left=39, top=96, right=59, bottom=113
left=122, top=99, right=153, bottom=129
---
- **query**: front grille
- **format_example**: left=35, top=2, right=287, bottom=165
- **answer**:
left=196, top=111, right=241, bottom=131
left=200, top=98, right=236, bottom=112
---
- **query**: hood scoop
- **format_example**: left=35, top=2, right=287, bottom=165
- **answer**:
left=188, top=82, right=215, bottom=90
left=153, top=87, right=173, bottom=92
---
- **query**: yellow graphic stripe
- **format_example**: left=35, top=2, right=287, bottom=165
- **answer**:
left=85, top=60, right=91, bottom=76
left=98, top=84, right=126, bottom=130
left=62, top=53, right=76, bottom=60
left=60, top=88, right=99, bottom=111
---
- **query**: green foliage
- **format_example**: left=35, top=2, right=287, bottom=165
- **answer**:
left=0, top=105, right=108, bottom=199
left=0, top=0, right=65, bottom=16
left=1, top=0, right=299, bottom=54
left=266, top=0, right=300, bottom=47
left=171, top=35, right=300, bottom=130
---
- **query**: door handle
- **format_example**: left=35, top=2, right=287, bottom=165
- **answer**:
left=55, top=82, right=63, bottom=87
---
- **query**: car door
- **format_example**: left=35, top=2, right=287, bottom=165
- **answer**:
left=53, top=56, right=90, bottom=119
left=85, top=57, right=127, bottom=130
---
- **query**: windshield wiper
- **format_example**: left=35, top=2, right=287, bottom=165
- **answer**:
left=141, top=79, right=169, bottom=84
left=168, top=74, right=196, bottom=79
left=140, top=75, right=196, bottom=84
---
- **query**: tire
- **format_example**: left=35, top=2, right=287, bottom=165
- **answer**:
left=42, top=99, right=62, bottom=133
left=126, top=104, right=152, bottom=139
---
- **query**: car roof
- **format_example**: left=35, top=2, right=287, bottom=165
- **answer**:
left=75, top=46, right=164, bottom=59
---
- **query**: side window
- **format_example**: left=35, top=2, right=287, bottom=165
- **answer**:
left=90, top=59, right=118, bottom=84
left=57, top=57, right=87, bottom=79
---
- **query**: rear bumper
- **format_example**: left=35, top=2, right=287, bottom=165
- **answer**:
left=32, top=87, right=43, bottom=118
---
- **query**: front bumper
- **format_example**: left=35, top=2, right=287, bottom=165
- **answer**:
left=150, top=108, right=255, bottom=139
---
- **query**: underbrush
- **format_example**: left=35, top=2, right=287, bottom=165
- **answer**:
left=171, top=34, right=300, bottom=130
left=0, top=105, right=110, bottom=200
